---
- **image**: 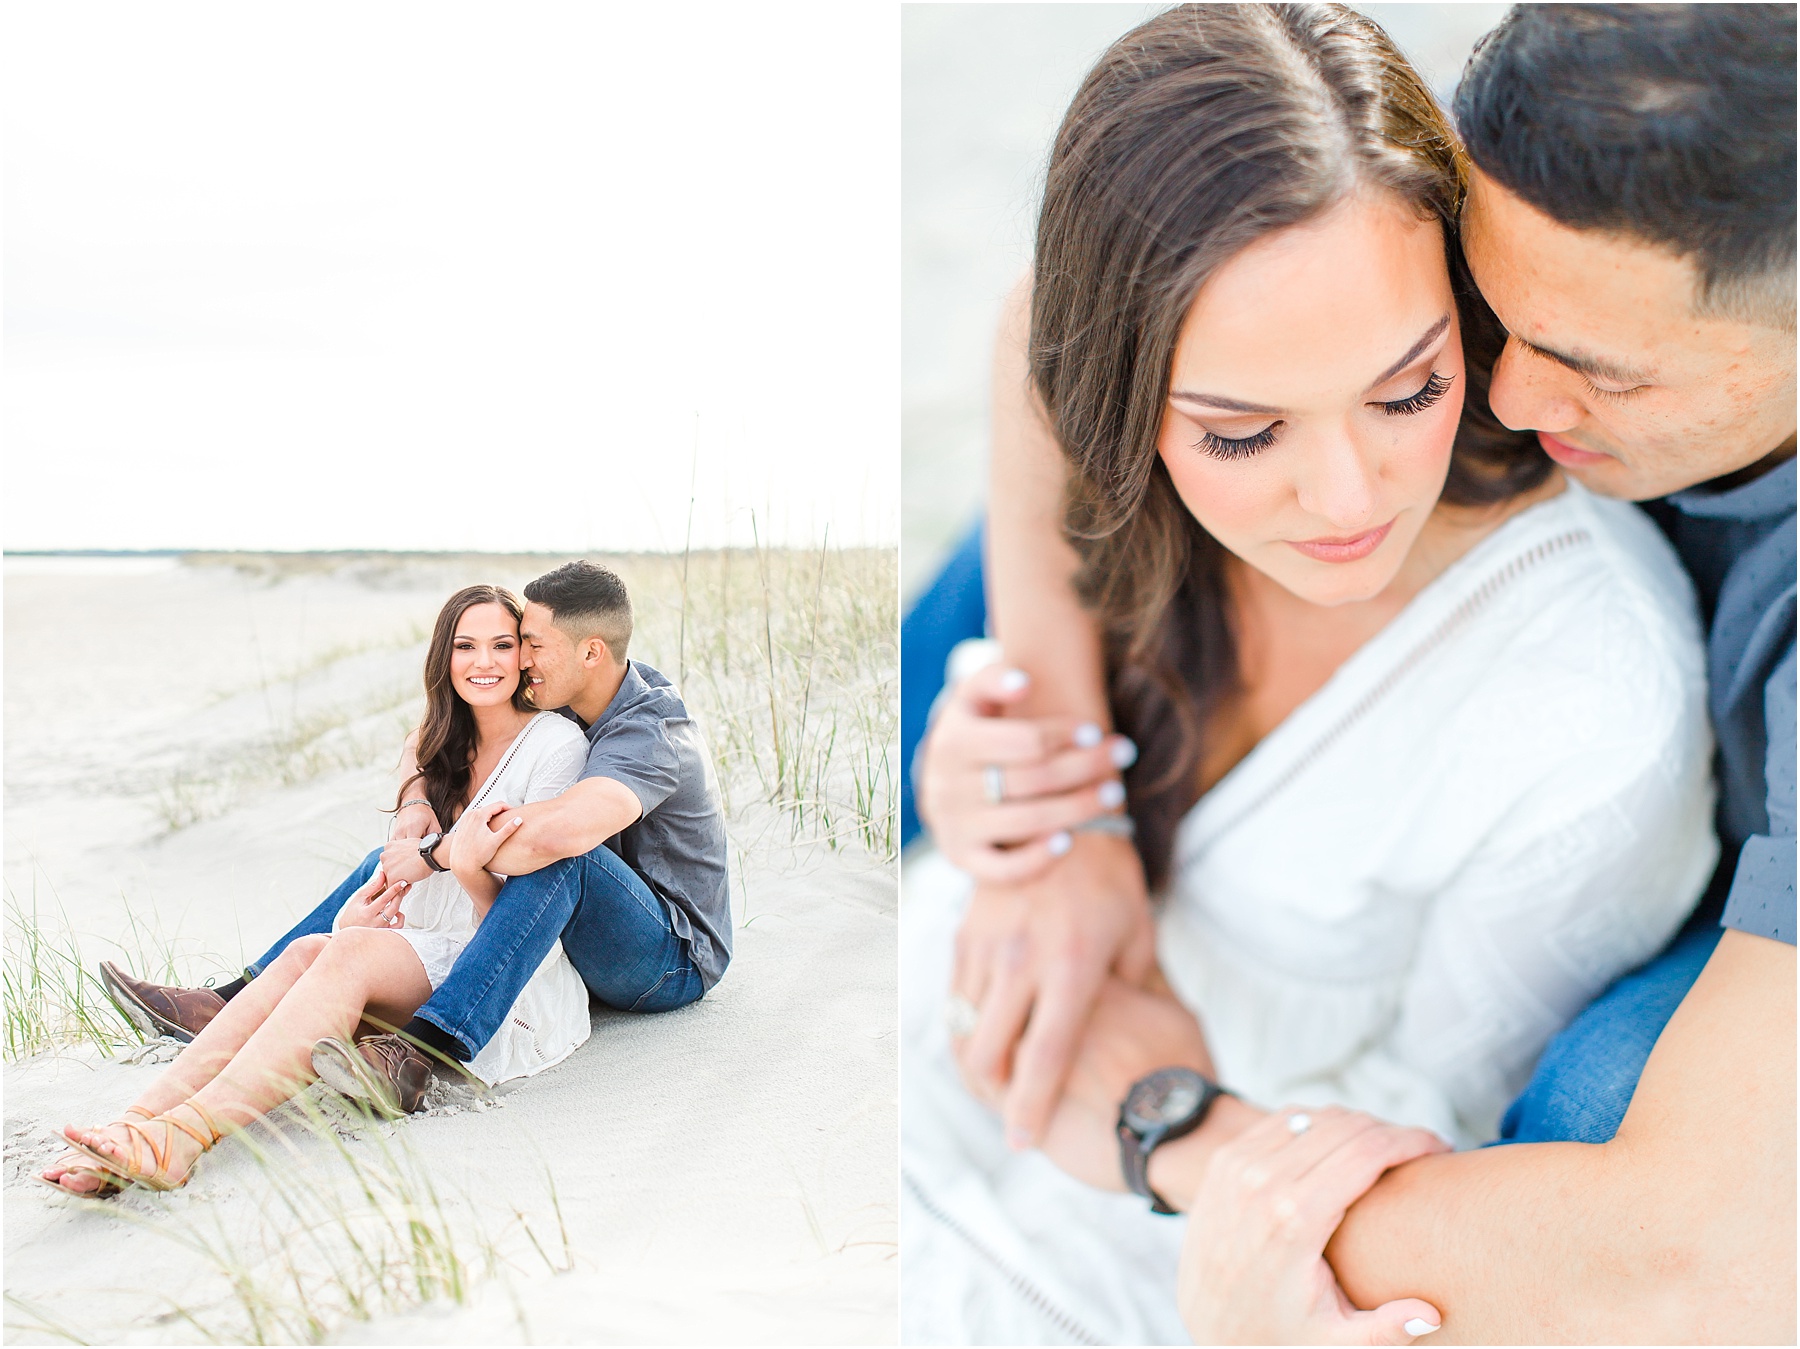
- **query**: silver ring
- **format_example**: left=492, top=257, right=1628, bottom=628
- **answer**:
left=1287, top=1112, right=1312, bottom=1135
left=944, top=995, right=979, bottom=1039
left=982, top=764, right=1006, bottom=805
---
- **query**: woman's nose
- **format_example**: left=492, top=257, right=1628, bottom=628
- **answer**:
left=1488, top=336, right=1585, bottom=434
left=1295, top=434, right=1379, bottom=530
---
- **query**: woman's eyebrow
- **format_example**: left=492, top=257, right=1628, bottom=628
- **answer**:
left=1169, top=389, right=1283, bottom=415
left=1365, top=314, right=1451, bottom=389
left=1169, top=314, right=1453, bottom=414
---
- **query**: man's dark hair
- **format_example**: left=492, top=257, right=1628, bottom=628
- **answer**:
left=1455, top=3, right=1795, bottom=328
left=524, top=560, right=632, bottom=661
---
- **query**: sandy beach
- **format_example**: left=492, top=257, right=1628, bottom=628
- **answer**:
left=4, top=549, right=897, bottom=1344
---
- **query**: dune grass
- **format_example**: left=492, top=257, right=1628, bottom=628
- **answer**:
left=144, top=545, right=898, bottom=856
left=2, top=886, right=198, bottom=1061
left=6, top=545, right=895, bottom=1342
left=8, top=1089, right=572, bottom=1346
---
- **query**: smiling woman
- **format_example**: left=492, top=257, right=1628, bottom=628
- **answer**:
left=405, top=585, right=535, bottom=831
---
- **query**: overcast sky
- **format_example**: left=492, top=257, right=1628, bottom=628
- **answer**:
left=4, top=3, right=897, bottom=553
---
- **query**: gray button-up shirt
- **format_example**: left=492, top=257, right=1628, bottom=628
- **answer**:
left=1651, top=456, right=1796, bottom=945
left=575, top=660, right=733, bottom=986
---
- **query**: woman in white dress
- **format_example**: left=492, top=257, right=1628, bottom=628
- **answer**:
left=52, top=584, right=591, bottom=1194
left=904, top=5, right=1716, bottom=1342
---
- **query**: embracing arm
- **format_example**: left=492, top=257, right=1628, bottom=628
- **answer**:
left=481, top=775, right=643, bottom=876
left=1326, top=929, right=1797, bottom=1344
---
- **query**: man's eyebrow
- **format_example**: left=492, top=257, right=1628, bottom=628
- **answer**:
left=1513, top=335, right=1651, bottom=386
left=1169, top=314, right=1452, bottom=414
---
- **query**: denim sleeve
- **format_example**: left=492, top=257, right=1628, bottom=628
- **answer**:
left=1722, top=642, right=1796, bottom=945
left=580, top=710, right=681, bottom=816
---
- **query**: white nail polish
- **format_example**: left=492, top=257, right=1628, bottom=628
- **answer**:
left=998, top=668, right=1030, bottom=694
left=1403, top=1319, right=1440, bottom=1336
left=1098, top=780, right=1126, bottom=808
left=1047, top=830, right=1072, bottom=856
left=1073, top=722, right=1103, bottom=748
left=1110, top=737, right=1139, bottom=769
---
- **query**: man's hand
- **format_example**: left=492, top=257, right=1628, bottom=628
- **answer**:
left=950, top=831, right=1157, bottom=1148
left=447, top=801, right=524, bottom=878
left=338, top=869, right=409, bottom=930
left=1178, top=1107, right=1448, bottom=1346
left=916, top=662, right=1136, bottom=883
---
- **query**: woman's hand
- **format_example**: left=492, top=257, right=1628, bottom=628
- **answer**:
left=1019, top=975, right=1220, bottom=1191
left=916, top=662, right=1136, bottom=884
left=1177, top=1107, right=1450, bottom=1346
left=338, top=869, right=409, bottom=930
left=446, top=801, right=524, bottom=879
left=950, top=831, right=1157, bottom=1148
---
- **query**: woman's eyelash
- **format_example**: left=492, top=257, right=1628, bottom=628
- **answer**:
left=1190, top=370, right=1453, bottom=457
left=1195, top=424, right=1280, bottom=459
left=1378, top=370, right=1454, bottom=416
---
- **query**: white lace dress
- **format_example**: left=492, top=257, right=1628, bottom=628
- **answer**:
left=337, top=710, right=594, bottom=1086
left=901, top=484, right=1718, bottom=1345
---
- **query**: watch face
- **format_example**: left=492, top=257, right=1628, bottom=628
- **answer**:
left=1123, top=1068, right=1206, bottom=1133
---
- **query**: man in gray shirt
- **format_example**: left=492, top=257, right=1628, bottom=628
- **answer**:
left=98, top=561, right=733, bottom=1114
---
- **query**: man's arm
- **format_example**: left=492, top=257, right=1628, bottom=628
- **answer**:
left=1325, top=929, right=1796, bottom=1344
left=481, top=775, right=643, bottom=876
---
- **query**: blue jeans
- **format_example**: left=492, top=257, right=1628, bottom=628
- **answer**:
left=1497, top=921, right=1722, bottom=1144
left=901, top=521, right=989, bottom=849
left=250, top=843, right=705, bottom=1060
left=906, top=517, right=1723, bottom=1146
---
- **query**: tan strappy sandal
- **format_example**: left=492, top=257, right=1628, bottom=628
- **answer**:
left=62, top=1100, right=224, bottom=1192
left=36, top=1106, right=155, bottom=1198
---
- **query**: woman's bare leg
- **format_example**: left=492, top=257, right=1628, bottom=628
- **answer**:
left=45, top=934, right=332, bottom=1191
left=66, top=929, right=431, bottom=1186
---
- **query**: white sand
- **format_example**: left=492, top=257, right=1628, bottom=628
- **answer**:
left=3, top=554, right=897, bottom=1344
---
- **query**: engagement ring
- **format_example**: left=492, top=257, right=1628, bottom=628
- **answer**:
left=944, top=995, right=979, bottom=1038
left=983, top=764, right=1007, bottom=805
left=1286, top=1112, right=1312, bottom=1135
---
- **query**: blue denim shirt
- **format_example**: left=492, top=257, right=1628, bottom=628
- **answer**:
left=1649, top=456, right=1796, bottom=945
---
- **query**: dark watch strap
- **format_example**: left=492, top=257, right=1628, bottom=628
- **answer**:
left=1117, top=1069, right=1231, bottom=1216
left=419, top=833, right=451, bottom=873
left=1116, top=1119, right=1177, bottom=1214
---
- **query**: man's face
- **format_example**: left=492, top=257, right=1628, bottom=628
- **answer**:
left=519, top=601, right=584, bottom=709
left=1463, top=168, right=1796, bottom=501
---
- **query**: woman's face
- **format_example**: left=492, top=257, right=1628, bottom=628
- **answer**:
left=1156, top=190, right=1466, bottom=607
left=449, top=602, right=522, bottom=706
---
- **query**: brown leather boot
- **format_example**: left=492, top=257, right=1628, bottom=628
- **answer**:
left=100, top=962, right=226, bottom=1042
left=310, top=1033, right=435, bottom=1117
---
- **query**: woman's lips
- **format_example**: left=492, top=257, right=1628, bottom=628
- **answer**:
left=1286, top=517, right=1395, bottom=563
left=1537, top=431, right=1612, bottom=468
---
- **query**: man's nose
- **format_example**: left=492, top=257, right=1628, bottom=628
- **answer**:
left=1488, top=336, right=1585, bottom=434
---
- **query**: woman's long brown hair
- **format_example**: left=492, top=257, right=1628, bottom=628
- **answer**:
left=395, top=584, right=533, bottom=827
left=1030, top=4, right=1549, bottom=888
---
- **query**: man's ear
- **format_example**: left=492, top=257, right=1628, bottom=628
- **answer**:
left=585, top=637, right=610, bottom=666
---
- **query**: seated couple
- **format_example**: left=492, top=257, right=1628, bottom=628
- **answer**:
left=43, top=560, right=731, bottom=1196
left=903, top=4, right=1794, bottom=1344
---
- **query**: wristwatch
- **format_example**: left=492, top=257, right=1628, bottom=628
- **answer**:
left=1117, top=1066, right=1232, bottom=1214
left=417, top=831, right=451, bottom=873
